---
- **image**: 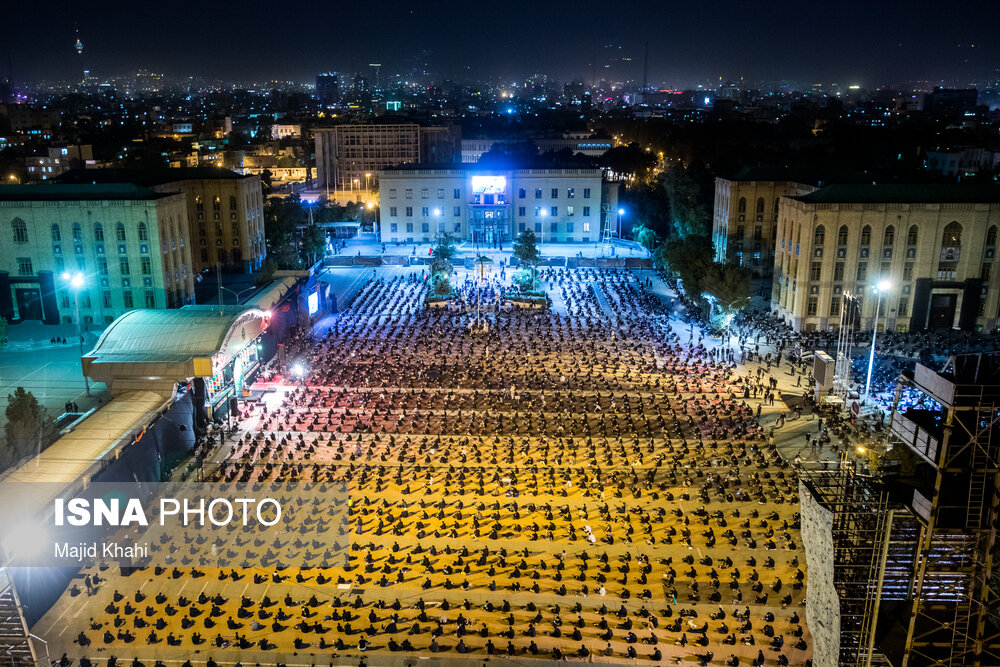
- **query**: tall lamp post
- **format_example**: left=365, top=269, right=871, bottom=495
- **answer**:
left=863, top=280, right=892, bottom=405
left=61, top=271, right=91, bottom=396
left=617, top=208, right=625, bottom=240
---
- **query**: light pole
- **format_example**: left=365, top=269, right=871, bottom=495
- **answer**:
left=61, top=271, right=90, bottom=396
left=863, top=280, right=892, bottom=405
left=617, top=208, right=625, bottom=240
left=219, top=285, right=258, bottom=305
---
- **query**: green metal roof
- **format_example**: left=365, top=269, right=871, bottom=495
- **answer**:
left=0, top=183, right=171, bottom=201
left=794, top=184, right=1000, bottom=204
left=55, top=166, right=249, bottom=186
left=86, top=305, right=266, bottom=364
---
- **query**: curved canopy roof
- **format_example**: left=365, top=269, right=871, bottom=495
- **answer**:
left=88, top=306, right=267, bottom=363
left=83, top=306, right=271, bottom=393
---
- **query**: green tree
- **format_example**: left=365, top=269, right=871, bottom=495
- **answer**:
left=701, top=264, right=753, bottom=327
left=263, top=195, right=306, bottom=269
left=253, top=257, right=278, bottom=287
left=632, top=224, right=658, bottom=253
left=513, top=230, right=541, bottom=290
left=430, top=233, right=458, bottom=292
left=597, top=143, right=658, bottom=182
left=661, top=163, right=712, bottom=238
left=659, top=236, right=714, bottom=297
left=4, top=387, right=44, bottom=467
left=301, top=225, right=327, bottom=266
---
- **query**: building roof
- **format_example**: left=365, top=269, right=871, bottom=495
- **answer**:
left=794, top=184, right=1000, bottom=204
left=55, top=166, right=249, bottom=187
left=85, top=305, right=267, bottom=365
left=0, top=183, right=172, bottom=201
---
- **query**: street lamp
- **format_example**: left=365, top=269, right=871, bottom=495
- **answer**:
left=863, top=280, right=892, bottom=405
left=61, top=271, right=91, bottom=396
left=617, top=208, right=625, bottom=239
left=219, top=285, right=258, bottom=305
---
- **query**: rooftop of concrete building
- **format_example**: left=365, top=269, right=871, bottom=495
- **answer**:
left=54, top=166, right=250, bottom=186
left=0, top=182, right=172, bottom=201
left=794, top=183, right=1000, bottom=204
left=719, top=166, right=870, bottom=185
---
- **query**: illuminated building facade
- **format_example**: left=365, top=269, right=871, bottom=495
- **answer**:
left=772, top=184, right=1000, bottom=333
left=378, top=167, right=607, bottom=245
left=0, top=183, right=194, bottom=325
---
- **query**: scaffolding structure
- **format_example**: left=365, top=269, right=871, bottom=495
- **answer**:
left=834, top=291, right=861, bottom=401
left=887, top=355, right=1000, bottom=667
left=811, top=354, right=1000, bottom=666
left=0, top=569, right=39, bottom=667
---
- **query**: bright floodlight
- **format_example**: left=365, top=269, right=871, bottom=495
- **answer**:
left=366, top=202, right=374, bottom=209
left=857, top=446, right=867, bottom=455
left=539, top=209, right=547, bottom=217
left=60, top=271, right=71, bottom=281
left=71, top=272, right=85, bottom=288
left=292, top=363, right=304, bottom=377
left=434, top=208, right=441, bottom=216
left=618, top=208, right=625, bottom=215
left=877, top=280, right=891, bottom=291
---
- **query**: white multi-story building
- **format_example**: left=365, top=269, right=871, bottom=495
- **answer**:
left=378, top=167, right=614, bottom=245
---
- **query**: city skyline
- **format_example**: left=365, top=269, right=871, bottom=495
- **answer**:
left=6, top=0, right=1000, bottom=87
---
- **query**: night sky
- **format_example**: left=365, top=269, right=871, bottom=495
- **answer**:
left=9, top=0, right=1000, bottom=85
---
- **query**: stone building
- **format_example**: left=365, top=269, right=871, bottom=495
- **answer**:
left=772, top=184, right=1000, bottom=332
left=56, top=168, right=265, bottom=273
left=0, top=183, right=194, bottom=324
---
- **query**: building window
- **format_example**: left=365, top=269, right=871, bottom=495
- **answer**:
left=138, top=222, right=148, bottom=242
left=119, top=257, right=130, bottom=275
left=436, top=188, right=444, bottom=199
left=406, top=223, right=413, bottom=233
left=567, top=222, right=574, bottom=233
left=583, top=221, right=591, bottom=233
left=829, top=297, right=841, bottom=317
left=837, top=225, right=849, bottom=246
left=898, top=297, right=909, bottom=318
left=518, top=222, right=526, bottom=233
left=809, top=262, right=822, bottom=281
left=857, top=262, right=867, bottom=281
left=982, top=263, right=992, bottom=281
left=567, top=188, right=575, bottom=198
left=390, top=223, right=398, bottom=234
left=453, top=206, right=461, bottom=217
left=942, top=221, right=962, bottom=247
left=453, top=188, right=461, bottom=199
left=453, top=223, right=461, bottom=233
left=389, top=206, right=397, bottom=216
left=388, top=189, right=396, bottom=199
left=421, top=223, right=429, bottom=233
left=756, top=197, right=764, bottom=214
left=583, top=188, right=591, bottom=199
left=405, top=206, right=413, bottom=217
left=421, top=207, right=429, bottom=217
left=145, top=291, right=155, bottom=308
left=883, top=225, right=895, bottom=246
left=550, top=222, right=558, bottom=233
left=11, top=218, right=27, bottom=244
left=907, top=225, right=918, bottom=245
left=807, top=297, right=818, bottom=316
left=583, top=206, right=591, bottom=216
left=813, top=225, right=824, bottom=246
left=860, top=225, right=871, bottom=245
left=988, top=226, right=998, bottom=247
left=213, top=197, right=221, bottom=212
left=16, top=257, right=32, bottom=276
left=518, top=188, right=526, bottom=199
left=551, top=188, right=558, bottom=199
left=550, top=206, right=558, bottom=217
left=421, top=188, right=429, bottom=199
left=535, top=188, right=542, bottom=199
left=195, top=196, right=204, bottom=214
left=51, top=224, right=61, bottom=242
left=566, top=206, right=575, bottom=216
left=834, top=260, right=845, bottom=280
left=903, top=262, right=914, bottom=281
left=518, top=206, right=526, bottom=216
left=115, top=222, right=126, bottom=242
left=98, top=257, right=108, bottom=275
left=55, top=256, right=65, bottom=272
left=141, top=257, right=152, bottom=275
left=534, top=222, right=542, bottom=233
left=229, top=195, right=237, bottom=211
left=123, top=291, right=133, bottom=309
left=405, top=189, right=412, bottom=199
left=102, top=291, right=112, bottom=309
left=738, top=198, right=746, bottom=214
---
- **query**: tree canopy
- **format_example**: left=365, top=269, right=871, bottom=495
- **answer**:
left=3, top=387, right=44, bottom=469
